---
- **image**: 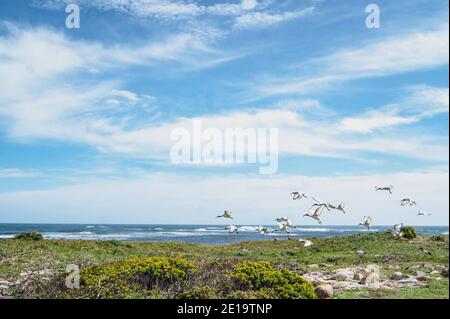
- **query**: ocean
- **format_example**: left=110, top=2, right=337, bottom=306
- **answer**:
left=0, top=224, right=448, bottom=245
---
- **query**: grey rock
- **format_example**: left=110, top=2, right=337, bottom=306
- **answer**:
left=353, top=273, right=364, bottom=281
left=314, top=285, right=333, bottom=299
left=335, top=270, right=354, bottom=281
left=391, top=272, right=404, bottom=280
left=413, top=271, right=427, bottom=277
left=362, top=272, right=380, bottom=285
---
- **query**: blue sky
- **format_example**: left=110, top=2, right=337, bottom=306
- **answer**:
left=0, top=0, right=448, bottom=225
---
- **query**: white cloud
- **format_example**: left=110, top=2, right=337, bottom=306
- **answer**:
left=259, top=25, right=449, bottom=96
left=0, top=168, right=447, bottom=225
left=337, top=86, right=449, bottom=134
left=0, top=169, right=41, bottom=178
left=35, top=0, right=260, bottom=18
left=338, top=112, right=419, bottom=134
left=403, top=85, right=449, bottom=117
left=233, top=7, right=314, bottom=30
left=0, top=26, right=447, bottom=168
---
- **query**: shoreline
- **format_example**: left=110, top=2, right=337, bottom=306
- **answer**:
left=1, top=232, right=448, bottom=299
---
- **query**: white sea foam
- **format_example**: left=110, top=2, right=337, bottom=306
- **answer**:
left=238, top=226, right=260, bottom=232
left=294, top=228, right=330, bottom=232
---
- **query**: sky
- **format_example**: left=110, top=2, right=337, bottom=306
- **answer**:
left=0, top=0, right=448, bottom=226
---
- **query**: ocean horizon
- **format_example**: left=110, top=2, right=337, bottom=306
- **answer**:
left=0, top=223, right=448, bottom=245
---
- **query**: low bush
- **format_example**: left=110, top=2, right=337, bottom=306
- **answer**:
left=230, top=261, right=316, bottom=299
left=401, top=226, right=417, bottom=240
left=78, top=256, right=196, bottom=299
left=14, top=231, right=44, bottom=241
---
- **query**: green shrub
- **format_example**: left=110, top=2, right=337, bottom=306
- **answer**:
left=230, top=261, right=316, bottom=299
left=401, top=226, right=417, bottom=240
left=14, top=231, right=44, bottom=241
left=78, top=256, right=196, bottom=299
left=430, top=235, right=447, bottom=242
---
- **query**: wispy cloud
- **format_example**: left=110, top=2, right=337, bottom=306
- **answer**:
left=34, top=0, right=314, bottom=33
left=258, top=24, right=449, bottom=97
left=233, top=7, right=314, bottom=30
left=0, top=169, right=41, bottom=178
left=337, top=86, right=449, bottom=134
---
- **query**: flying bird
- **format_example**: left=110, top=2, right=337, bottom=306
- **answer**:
left=217, top=210, right=233, bottom=219
left=417, top=211, right=431, bottom=216
left=310, top=197, right=331, bottom=211
left=303, top=206, right=324, bottom=224
left=291, top=192, right=307, bottom=200
left=358, top=216, right=372, bottom=230
left=375, top=185, right=394, bottom=194
left=400, top=198, right=417, bottom=206
left=329, top=203, right=346, bottom=214
left=225, top=225, right=239, bottom=234
left=274, top=223, right=295, bottom=234
left=257, top=226, right=269, bottom=235
left=275, top=217, right=290, bottom=223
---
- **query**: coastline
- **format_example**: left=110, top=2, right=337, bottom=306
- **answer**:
left=0, top=232, right=448, bottom=299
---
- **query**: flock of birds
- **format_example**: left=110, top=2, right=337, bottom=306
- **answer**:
left=216, top=185, right=432, bottom=246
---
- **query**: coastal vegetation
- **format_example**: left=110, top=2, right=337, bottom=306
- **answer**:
left=0, top=232, right=448, bottom=299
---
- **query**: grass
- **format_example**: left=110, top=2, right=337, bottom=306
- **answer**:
left=0, top=232, right=448, bottom=299
left=335, top=279, right=449, bottom=299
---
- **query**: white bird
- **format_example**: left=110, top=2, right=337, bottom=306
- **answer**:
left=393, top=223, right=403, bottom=233
left=375, top=185, right=394, bottom=194
left=400, top=198, right=417, bottom=206
left=274, top=223, right=294, bottom=234
left=283, top=219, right=296, bottom=228
left=291, top=192, right=307, bottom=200
left=310, top=197, right=331, bottom=211
left=225, top=225, right=239, bottom=234
left=217, top=210, right=233, bottom=219
left=329, top=203, right=346, bottom=214
left=356, top=249, right=365, bottom=256
left=298, top=238, right=313, bottom=247
left=303, top=206, right=324, bottom=224
left=358, top=216, right=372, bottom=230
left=257, top=226, right=269, bottom=235
left=417, top=211, right=431, bottom=216
left=275, top=217, right=290, bottom=223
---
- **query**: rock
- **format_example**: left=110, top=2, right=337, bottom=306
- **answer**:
left=391, top=272, right=404, bottom=280
left=412, top=271, right=428, bottom=281
left=416, top=276, right=428, bottom=282
left=365, top=264, right=380, bottom=273
left=413, top=271, right=426, bottom=277
left=353, top=273, right=363, bottom=281
left=335, top=270, right=354, bottom=281
left=314, top=285, right=333, bottom=299
left=308, top=264, right=319, bottom=269
left=396, top=277, right=425, bottom=288
left=442, top=268, right=449, bottom=278
left=430, top=270, right=439, bottom=275
left=362, top=272, right=380, bottom=285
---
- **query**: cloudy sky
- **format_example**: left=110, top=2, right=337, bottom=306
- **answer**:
left=0, top=0, right=448, bottom=225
